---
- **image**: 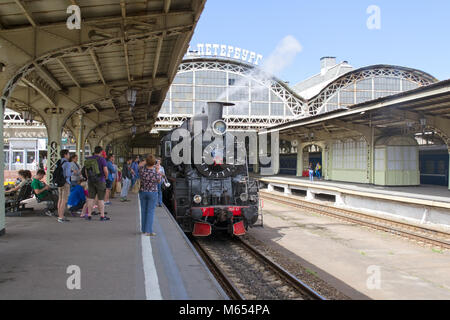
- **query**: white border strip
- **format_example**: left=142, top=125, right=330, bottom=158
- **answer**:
left=139, top=195, right=162, bottom=300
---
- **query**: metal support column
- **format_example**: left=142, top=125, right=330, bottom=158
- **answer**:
left=76, top=112, right=84, bottom=165
left=0, top=99, right=5, bottom=236
left=448, top=149, right=450, bottom=191
left=46, top=114, right=63, bottom=184
left=296, top=144, right=303, bottom=177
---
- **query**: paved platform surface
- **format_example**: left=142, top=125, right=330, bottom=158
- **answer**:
left=0, top=194, right=225, bottom=300
left=255, top=174, right=450, bottom=203
left=251, top=199, right=450, bottom=300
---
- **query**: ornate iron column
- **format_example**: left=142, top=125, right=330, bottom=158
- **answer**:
left=46, top=114, right=63, bottom=184
left=76, top=112, right=84, bottom=165
left=0, top=98, right=5, bottom=236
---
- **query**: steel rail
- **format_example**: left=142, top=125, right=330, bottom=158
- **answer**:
left=234, top=237, right=326, bottom=300
left=190, top=238, right=245, bottom=300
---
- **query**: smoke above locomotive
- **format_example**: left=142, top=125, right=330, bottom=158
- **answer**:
left=160, top=101, right=262, bottom=237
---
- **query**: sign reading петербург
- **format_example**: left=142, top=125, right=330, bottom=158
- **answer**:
left=185, top=43, right=263, bottom=66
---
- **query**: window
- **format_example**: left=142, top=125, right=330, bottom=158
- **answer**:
left=4, top=151, right=9, bottom=165
left=387, top=146, right=417, bottom=171
left=26, top=151, right=35, bottom=164
left=251, top=103, right=269, bottom=116
left=173, top=72, right=193, bottom=84
left=172, top=101, right=193, bottom=114
left=195, top=86, right=225, bottom=101
left=229, top=87, right=249, bottom=102
left=375, top=148, right=385, bottom=171
left=195, top=70, right=226, bottom=86
left=356, top=138, right=368, bottom=170
left=13, top=151, right=23, bottom=164
left=160, top=99, right=170, bottom=114
left=332, top=141, right=343, bottom=169
left=171, top=85, right=193, bottom=100
left=343, top=139, right=356, bottom=169
left=270, top=103, right=284, bottom=116
left=165, top=141, right=172, bottom=157
left=339, top=91, right=355, bottom=105
left=232, top=102, right=249, bottom=116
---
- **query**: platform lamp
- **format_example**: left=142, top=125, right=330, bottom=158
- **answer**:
left=126, top=88, right=137, bottom=112
left=22, top=108, right=34, bottom=125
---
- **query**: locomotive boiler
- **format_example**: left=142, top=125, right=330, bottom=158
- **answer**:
left=160, top=102, right=260, bottom=236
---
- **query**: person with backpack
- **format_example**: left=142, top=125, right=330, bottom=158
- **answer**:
left=83, top=146, right=110, bottom=221
left=53, top=149, right=71, bottom=223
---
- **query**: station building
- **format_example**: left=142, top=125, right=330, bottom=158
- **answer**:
left=147, top=52, right=447, bottom=191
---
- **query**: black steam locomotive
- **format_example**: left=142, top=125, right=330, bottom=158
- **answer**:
left=160, top=102, right=259, bottom=236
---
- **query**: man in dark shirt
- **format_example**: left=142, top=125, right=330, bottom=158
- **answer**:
left=85, top=146, right=110, bottom=221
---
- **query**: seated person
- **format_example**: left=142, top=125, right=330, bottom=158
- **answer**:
left=67, top=181, right=87, bottom=216
left=31, top=169, right=58, bottom=214
left=5, top=170, right=32, bottom=197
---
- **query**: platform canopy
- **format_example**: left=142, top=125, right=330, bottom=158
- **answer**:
left=0, top=0, right=206, bottom=147
left=266, top=79, right=450, bottom=149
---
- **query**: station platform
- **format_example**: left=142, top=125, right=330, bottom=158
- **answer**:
left=0, top=194, right=226, bottom=300
left=254, top=175, right=450, bottom=227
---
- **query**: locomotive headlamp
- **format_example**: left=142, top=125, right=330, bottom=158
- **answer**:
left=212, top=120, right=227, bottom=135
left=193, top=195, right=202, bottom=204
left=240, top=193, right=249, bottom=202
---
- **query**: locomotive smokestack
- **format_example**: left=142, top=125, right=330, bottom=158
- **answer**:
left=207, top=102, right=234, bottom=127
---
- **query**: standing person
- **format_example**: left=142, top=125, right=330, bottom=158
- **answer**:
left=308, top=162, right=314, bottom=182
left=156, top=158, right=166, bottom=207
left=131, top=156, right=140, bottom=188
left=111, top=161, right=119, bottom=199
left=84, top=146, right=110, bottom=221
left=138, top=154, right=161, bottom=236
left=104, top=154, right=115, bottom=205
left=70, top=154, right=82, bottom=187
left=315, top=162, right=322, bottom=180
left=54, top=149, right=71, bottom=222
left=120, top=157, right=133, bottom=202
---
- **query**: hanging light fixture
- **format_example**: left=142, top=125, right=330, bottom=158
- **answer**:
left=131, top=125, right=137, bottom=138
left=22, top=109, right=34, bottom=125
left=126, top=88, right=137, bottom=108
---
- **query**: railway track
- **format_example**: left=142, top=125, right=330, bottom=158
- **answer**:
left=260, top=190, right=450, bottom=250
left=191, top=236, right=325, bottom=300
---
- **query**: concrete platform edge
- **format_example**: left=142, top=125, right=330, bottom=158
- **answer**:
left=161, top=204, right=229, bottom=300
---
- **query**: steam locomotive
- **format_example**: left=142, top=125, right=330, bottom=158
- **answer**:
left=160, top=102, right=260, bottom=236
